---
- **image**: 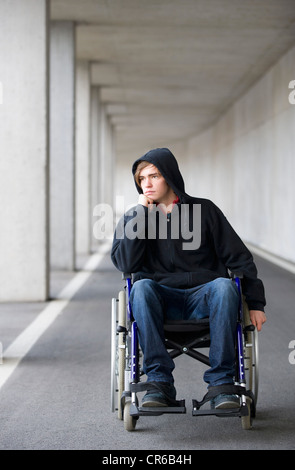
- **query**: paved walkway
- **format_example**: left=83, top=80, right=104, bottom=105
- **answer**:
left=0, top=245, right=294, bottom=450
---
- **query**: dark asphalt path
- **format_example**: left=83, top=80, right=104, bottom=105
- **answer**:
left=0, top=249, right=294, bottom=450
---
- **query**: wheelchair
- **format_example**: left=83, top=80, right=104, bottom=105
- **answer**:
left=111, top=273, right=259, bottom=431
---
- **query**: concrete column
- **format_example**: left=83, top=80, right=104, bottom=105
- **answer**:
left=91, top=104, right=115, bottom=245
left=90, top=87, right=101, bottom=251
left=75, top=60, right=91, bottom=256
left=50, top=21, right=75, bottom=270
left=100, top=106, right=114, bottom=207
left=0, top=0, right=49, bottom=301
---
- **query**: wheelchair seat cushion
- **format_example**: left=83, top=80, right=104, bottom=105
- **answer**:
left=164, top=318, right=210, bottom=333
left=163, top=319, right=210, bottom=347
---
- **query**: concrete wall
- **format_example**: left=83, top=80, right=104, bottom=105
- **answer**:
left=183, top=45, right=295, bottom=266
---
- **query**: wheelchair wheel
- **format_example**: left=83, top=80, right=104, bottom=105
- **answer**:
left=117, top=290, right=126, bottom=419
left=123, top=400, right=137, bottom=431
left=111, top=298, right=117, bottom=413
left=111, top=291, right=127, bottom=420
left=244, top=327, right=259, bottom=407
left=242, top=326, right=259, bottom=429
left=243, top=300, right=259, bottom=405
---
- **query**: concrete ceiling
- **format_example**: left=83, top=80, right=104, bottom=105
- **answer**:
left=50, top=0, right=295, bottom=161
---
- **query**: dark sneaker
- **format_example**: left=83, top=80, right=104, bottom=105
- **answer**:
left=141, top=383, right=176, bottom=407
left=211, top=393, right=240, bottom=409
left=141, top=391, right=169, bottom=407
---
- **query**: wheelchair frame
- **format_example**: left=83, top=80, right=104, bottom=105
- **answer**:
left=111, top=273, right=259, bottom=431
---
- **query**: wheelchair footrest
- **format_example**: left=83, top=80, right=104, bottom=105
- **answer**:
left=192, top=399, right=248, bottom=418
left=193, top=384, right=252, bottom=407
left=130, top=400, right=186, bottom=417
left=192, top=384, right=252, bottom=418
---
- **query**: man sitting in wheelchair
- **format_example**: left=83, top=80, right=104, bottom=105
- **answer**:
left=111, top=148, right=266, bottom=409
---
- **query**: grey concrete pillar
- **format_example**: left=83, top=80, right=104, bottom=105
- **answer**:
left=50, top=21, right=75, bottom=270
left=100, top=106, right=114, bottom=208
left=0, top=0, right=49, bottom=301
left=90, top=87, right=101, bottom=251
left=91, top=103, right=115, bottom=246
left=75, top=60, right=91, bottom=256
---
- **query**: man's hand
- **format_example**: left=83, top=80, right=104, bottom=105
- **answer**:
left=138, top=194, right=154, bottom=208
left=249, top=310, right=266, bottom=331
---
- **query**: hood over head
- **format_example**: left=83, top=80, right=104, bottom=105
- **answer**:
left=132, top=148, right=187, bottom=199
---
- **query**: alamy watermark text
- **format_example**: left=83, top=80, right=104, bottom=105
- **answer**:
left=93, top=197, right=201, bottom=250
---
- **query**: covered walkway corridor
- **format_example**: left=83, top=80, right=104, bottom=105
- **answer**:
left=0, top=0, right=295, bottom=450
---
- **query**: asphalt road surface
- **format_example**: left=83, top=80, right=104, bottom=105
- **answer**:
left=0, top=248, right=294, bottom=450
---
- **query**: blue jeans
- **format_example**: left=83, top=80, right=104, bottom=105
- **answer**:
left=130, top=277, right=239, bottom=387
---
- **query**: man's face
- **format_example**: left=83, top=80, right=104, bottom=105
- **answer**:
left=138, top=164, right=174, bottom=205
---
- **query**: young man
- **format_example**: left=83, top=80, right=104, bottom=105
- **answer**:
left=111, top=148, right=266, bottom=408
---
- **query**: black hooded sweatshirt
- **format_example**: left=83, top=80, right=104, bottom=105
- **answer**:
left=111, top=148, right=266, bottom=311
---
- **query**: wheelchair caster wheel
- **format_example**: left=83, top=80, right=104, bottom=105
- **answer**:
left=124, top=401, right=137, bottom=432
left=241, top=398, right=252, bottom=430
